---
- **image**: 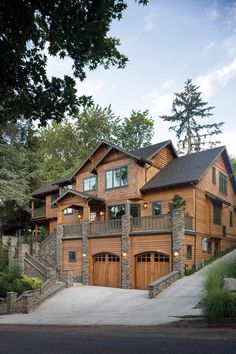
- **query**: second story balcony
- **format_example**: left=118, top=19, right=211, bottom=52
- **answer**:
left=31, top=206, right=46, bottom=219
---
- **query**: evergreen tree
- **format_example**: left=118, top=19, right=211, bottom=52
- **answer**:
left=117, top=110, right=154, bottom=150
left=160, top=79, right=224, bottom=154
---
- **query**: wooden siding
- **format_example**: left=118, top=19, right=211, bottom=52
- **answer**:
left=62, top=239, right=82, bottom=280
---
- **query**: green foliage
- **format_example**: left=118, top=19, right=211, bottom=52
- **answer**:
left=202, top=288, right=236, bottom=320
left=36, top=105, right=154, bottom=181
left=38, top=227, right=47, bottom=242
left=117, top=110, right=154, bottom=150
left=0, top=0, right=148, bottom=125
left=204, top=244, right=236, bottom=267
left=0, top=243, right=8, bottom=272
left=185, top=265, right=197, bottom=276
left=230, top=156, right=236, bottom=176
left=201, top=257, right=236, bottom=319
left=168, top=195, right=186, bottom=212
left=160, top=79, right=224, bottom=154
left=0, top=266, right=42, bottom=297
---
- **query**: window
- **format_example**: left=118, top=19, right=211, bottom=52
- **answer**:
left=51, top=191, right=59, bottom=208
left=64, top=208, right=73, bottom=215
left=83, top=176, right=97, bottom=191
left=207, top=241, right=212, bottom=254
left=230, top=211, right=233, bottom=227
left=213, top=202, right=221, bottom=224
left=219, top=172, right=227, bottom=195
left=105, top=166, right=128, bottom=189
left=68, top=251, right=76, bottom=262
left=202, top=238, right=208, bottom=252
left=152, top=201, right=162, bottom=216
left=212, top=167, right=216, bottom=184
left=108, top=205, right=126, bottom=219
left=130, top=204, right=141, bottom=218
left=186, top=245, right=192, bottom=260
left=62, top=184, right=73, bottom=192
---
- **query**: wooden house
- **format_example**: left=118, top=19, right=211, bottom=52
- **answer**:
left=31, top=140, right=236, bottom=289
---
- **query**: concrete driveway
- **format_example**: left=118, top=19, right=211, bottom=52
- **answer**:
left=0, top=250, right=235, bottom=326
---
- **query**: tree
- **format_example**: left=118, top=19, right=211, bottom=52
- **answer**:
left=117, top=110, right=154, bottom=150
left=231, top=157, right=236, bottom=176
left=160, top=79, right=224, bottom=154
left=0, top=121, right=38, bottom=237
left=0, top=0, right=148, bottom=125
left=168, top=195, right=186, bottom=212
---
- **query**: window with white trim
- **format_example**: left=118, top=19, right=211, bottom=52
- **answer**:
left=64, top=208, right=73, bottom=215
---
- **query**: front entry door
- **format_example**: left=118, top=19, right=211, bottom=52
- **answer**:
left=93, top=253, right=121, bottom=288
left=135, top=252, right=170, bottom=289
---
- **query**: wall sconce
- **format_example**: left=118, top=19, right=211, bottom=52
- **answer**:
left=82, top=253, right=87, bottom=258
left=78, top=214, right=82, bottom=219
left=122, top=252, right=127, bottom=257
left=174, top=251, right=179, bottom=257
left=143, top=202, right=148, bottom=209
left=100, top=211, right=104, bottom=216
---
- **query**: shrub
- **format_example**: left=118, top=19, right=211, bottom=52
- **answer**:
left=0, top=266, right=42, bottom=296
left=202, top=288, right=236, bottom=320
left=0, top=243, right=8, bottom=272
left=201, top=257, right=236, bottom=319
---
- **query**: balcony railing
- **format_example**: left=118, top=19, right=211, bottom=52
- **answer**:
left=131, top=214, right=172, bottom=232
left=63, top=224, right=82, bottom=237
left=89, top=219, right=122, bottom=235
left=32, top=206, right=46, bottom=219
left=184, top=215, right=194, bottom=230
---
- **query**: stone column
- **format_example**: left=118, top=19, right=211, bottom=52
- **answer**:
left=47, top=268, right=57, bottom=285
left=82, top=221, right=89, bottom=285
left=56, top=224, right=63, bottom=277
left=7, top=292, right=17, bottom=314
left=121, top=215, right=132, bottom=289
left=18, top=244, right=30, bottom=272
left=172, top=208, right=185, bottom=277
left=63, top=269, right=74, bottom=288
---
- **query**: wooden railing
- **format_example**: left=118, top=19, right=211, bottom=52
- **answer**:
left=32, top=207, right=46, bottom=219
left=25, top=253, right=47, bottom=277
left=184, top=215, right=193, bottom=230
left=63, top=224, right=82, bottom=237
left=131, top=214, right=172, bottom=232
left=89, top=219, right=122, bottom=235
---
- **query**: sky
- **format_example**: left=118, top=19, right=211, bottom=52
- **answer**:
left=47, top=0, right=236, bottom=156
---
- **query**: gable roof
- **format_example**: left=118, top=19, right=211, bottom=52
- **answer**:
left=51, top=189, right=105, bottom=206
left=32, top=181, right=59, bottom=197
left=129, top=140, right=178, bottom=160
left=141, top=146, right=236, bottom=192
left=52, top=140, right=112, bottom=185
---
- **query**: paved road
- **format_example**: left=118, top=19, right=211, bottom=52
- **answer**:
left=0, top=325, right=235, bottom=354
left=0, top=249, right=235, bottom=326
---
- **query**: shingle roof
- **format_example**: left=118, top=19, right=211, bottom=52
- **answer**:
left=32, top=181, right=59, bottom=197
left=141, top=146, right=226, bottom=192
left=129, top=140, right=177, bottom=160
left=52, top=189, right=105, bottom=205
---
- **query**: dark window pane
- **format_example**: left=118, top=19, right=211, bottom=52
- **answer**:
left=213, top=203, right=221, bottom=224
left=130, top=204, right=141, bottom=218
left=219, top=172, right=227, bottom=195
left=68, top=251, right=76, bottom=262
left=152, top=201, right=162, bottom=215
left=108, top=205, right=126, bottom=219
left=186, top=245, right=192, bottom=259
left=212, top=167, right=216, bottom=184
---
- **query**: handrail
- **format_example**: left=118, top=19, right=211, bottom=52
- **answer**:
left=184, top=215, right=193, bottom=230
left=32, top=206, right=46, bottom=218
left=89, top=219, right=122, bottom=235
left=25, top=253, right=47, bottom=276
left=40, top=230, right=57, bottom=248
left=131, top=214, right=172, bottom=231
left=63, top=224, right=82, bottom=237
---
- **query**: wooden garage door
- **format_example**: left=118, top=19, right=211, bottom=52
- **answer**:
left=93, top=253, right=121, bottom=288
left=135, top=252, right=170, bottom=289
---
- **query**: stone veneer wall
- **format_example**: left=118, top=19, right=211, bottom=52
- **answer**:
left=171, top=208, right=185, bottom=277
left=121, top=215, right=132, bottom=289
left=81, top=222, right=89, bottom=285
left=24, top=258, right=47, bottom=282
left=148, top=271, right=180, bottom=298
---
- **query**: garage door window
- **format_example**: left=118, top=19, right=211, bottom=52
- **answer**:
left=108, top=254, right=120, bottom=262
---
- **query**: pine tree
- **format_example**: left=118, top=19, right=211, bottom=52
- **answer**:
left=160, top=79, right=224, bottom=154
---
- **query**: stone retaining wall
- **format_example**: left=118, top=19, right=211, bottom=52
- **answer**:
left=148, top=271, right=180, bottom=299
